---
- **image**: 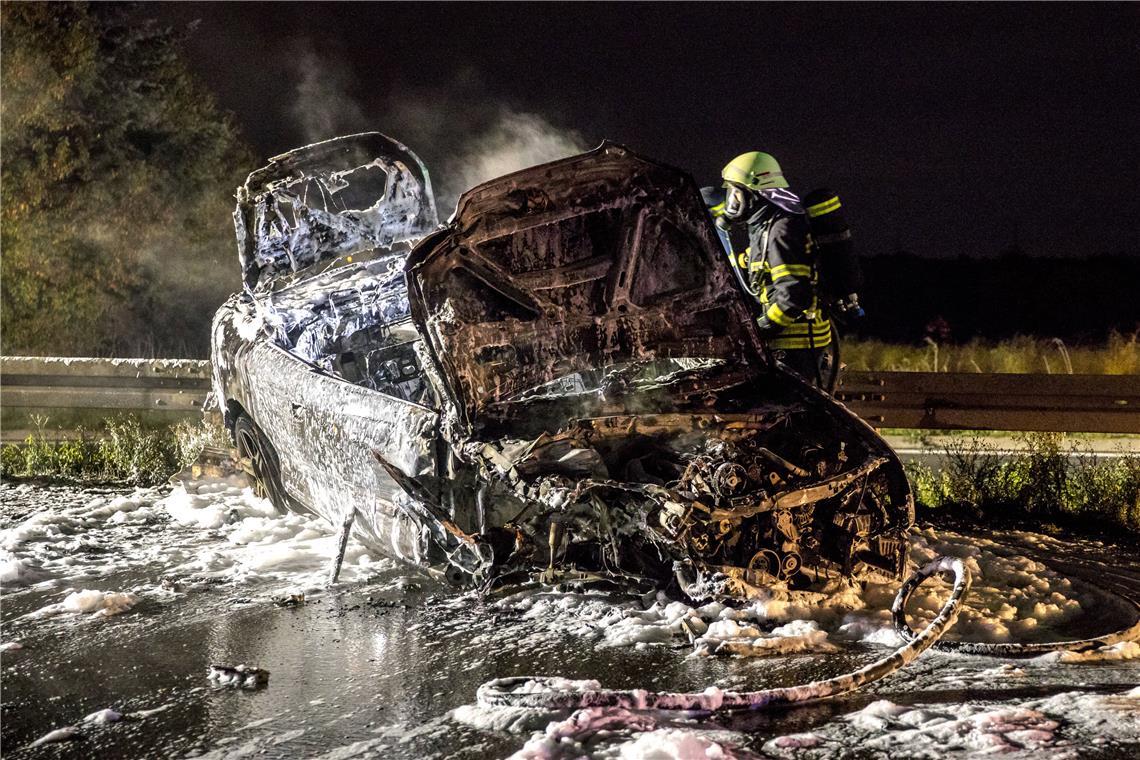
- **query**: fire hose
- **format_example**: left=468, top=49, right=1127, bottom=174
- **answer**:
left=893, top=559, right=1140, bottom=656
left=474, top=553, right=1140, bottom=720
left=478, top=556, right=971, bottom=711
left=479, top=554, right=1140, bottom=714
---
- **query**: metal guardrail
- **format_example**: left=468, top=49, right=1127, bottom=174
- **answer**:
left=1, top=357, right=1137, bottom=441
left=837, top=371, right=1139, bottom=434
left=1, top=357, right=212, bottom=441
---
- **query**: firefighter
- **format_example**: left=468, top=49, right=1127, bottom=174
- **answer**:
left=720, top=152, right=831, bottom=385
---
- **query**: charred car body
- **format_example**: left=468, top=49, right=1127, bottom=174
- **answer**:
left=211, top=133, right=913, bottom=599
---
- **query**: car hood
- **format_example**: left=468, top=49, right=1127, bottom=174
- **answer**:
left=405, top=142, right=768, bottom=429
left=235, top=132, right=437, bottom=291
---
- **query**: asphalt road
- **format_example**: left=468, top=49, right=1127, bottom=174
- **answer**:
left=2, top=482, right=1138, bottom=759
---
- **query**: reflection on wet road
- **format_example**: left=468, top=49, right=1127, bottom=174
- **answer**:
left=2, top=481, right=1138, bottom=758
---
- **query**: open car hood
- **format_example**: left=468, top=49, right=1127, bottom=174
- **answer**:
left=406, top=142, right=769, bottom=428
left=234, top=132, right=437, bottom=291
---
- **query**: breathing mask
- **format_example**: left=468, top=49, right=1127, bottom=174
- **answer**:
left=723, top=184, right=754, bottom=222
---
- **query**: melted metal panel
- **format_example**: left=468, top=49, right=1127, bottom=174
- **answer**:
left=236, top=133, right=437, bottom=291
left=406, top=142, right=768, bottom=427
left=212, top=293, right=439, bottom=562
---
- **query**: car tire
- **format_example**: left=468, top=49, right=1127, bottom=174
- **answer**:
left=233, top=414, right=289, bottom=515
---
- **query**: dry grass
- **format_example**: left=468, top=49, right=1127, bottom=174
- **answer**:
left=843, top=332, right=1138, bottom=374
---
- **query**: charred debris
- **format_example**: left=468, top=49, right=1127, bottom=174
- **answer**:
left=212, top=133, right=913, bottom=604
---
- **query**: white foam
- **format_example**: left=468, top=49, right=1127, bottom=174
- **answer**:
left=59, top=589, right=139, bottom=616
left=83, top=708, right=123, bottom=724
left=484, top=524, right=1110, bottom=665
left=155, top=480, right=390, bottom=591
left=615, top=728, right=731, bottom=759
left=29, top=726, right=81, bottom=746
left=695, top=618, right=837, bottom=657
left=764, top=689, right=1140, bottom=758
left=450, top=704, right=561, bottom=734
left=768, top=733, right=823, bottom=749
left=24, top=588, right=141, bottom=619
left=0, top=549, right=34, bottom=585
left=1035, top=640, right=1140, bottom=663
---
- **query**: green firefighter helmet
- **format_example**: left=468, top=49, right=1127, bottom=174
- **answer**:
left=722, top=151, right=788, bottom=191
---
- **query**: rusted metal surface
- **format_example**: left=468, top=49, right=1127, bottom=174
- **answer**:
left=405, top=143, right=767, bottom=428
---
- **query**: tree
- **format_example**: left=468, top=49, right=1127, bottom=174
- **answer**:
left=1, top=3, right=252, bottom=356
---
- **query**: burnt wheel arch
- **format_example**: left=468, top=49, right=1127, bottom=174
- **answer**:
left=232, top=413, right=290, bottom=515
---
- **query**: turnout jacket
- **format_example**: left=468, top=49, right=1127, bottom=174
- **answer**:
left=744, top=199, right=832, bottom=350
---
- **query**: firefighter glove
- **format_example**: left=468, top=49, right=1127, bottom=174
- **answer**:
left=755, top=314, right=782, bottom=336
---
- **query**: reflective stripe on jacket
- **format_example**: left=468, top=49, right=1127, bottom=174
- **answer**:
left=746, top=205, right=831, bottom=350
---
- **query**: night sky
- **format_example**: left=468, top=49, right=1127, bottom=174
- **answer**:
left=154, top=2, right=1140, bottom=260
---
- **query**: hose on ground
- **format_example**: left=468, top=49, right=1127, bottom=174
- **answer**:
left=893, top=560, right=1140, bottom=656
left=477, top=556, right=971, bottom=712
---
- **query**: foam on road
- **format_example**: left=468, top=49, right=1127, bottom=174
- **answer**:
left=2, top=479, right=1137, bottom=758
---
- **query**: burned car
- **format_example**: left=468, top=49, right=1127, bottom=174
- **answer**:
left=210, top=133, right=913, bottom=599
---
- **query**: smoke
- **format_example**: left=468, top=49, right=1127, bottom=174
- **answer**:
left=289, top=43, right=368, bottom=144
left=437, top=109, right=588, bottom=213
left=286, top=50, right=589, bottom=215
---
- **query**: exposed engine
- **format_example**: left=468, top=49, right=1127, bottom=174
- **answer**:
left=653, top=429, right=907, bottom=592
left=468, top=400, right=911, bottom=601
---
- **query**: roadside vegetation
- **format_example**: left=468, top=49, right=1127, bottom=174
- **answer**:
left=1, top=4, right=251, bottom=358
left=843, top=332, right=1139, bottom=374
left=908, top=433, right=1140, bottom=536
left=4, top=417, right=1136, bottom=539
left=0, top=415, right=230, bottom=487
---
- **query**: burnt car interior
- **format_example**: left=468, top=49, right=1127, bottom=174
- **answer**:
left=232, top=134, right=440, bottom=406
left=251, top=256, right=434, bottom=405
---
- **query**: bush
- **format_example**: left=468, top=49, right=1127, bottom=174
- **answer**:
left=0, top=441, right=26, bottom=478
left=172, top=417, right=232, bottom=469
left=97, top=416, right=178, bottom=485
left=908, top=433, right=1140, bottom=535
left=1065, top=450, right=1140, bottom=530
left=0, top=415, right=229, bottom=486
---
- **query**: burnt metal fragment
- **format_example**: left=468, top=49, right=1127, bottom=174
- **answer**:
left=208, top=664, right=270, bottom=689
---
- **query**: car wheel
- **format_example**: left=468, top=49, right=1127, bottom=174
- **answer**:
left=233, top=414, right=288, bottom=515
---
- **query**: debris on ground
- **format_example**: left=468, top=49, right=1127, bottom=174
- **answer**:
left=208, top=663, right=270, bottom=689
left=272, top=592, right=306, bottom=607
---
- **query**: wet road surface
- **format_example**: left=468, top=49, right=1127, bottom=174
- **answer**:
left=2, top=481, right=1138, bottom=758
